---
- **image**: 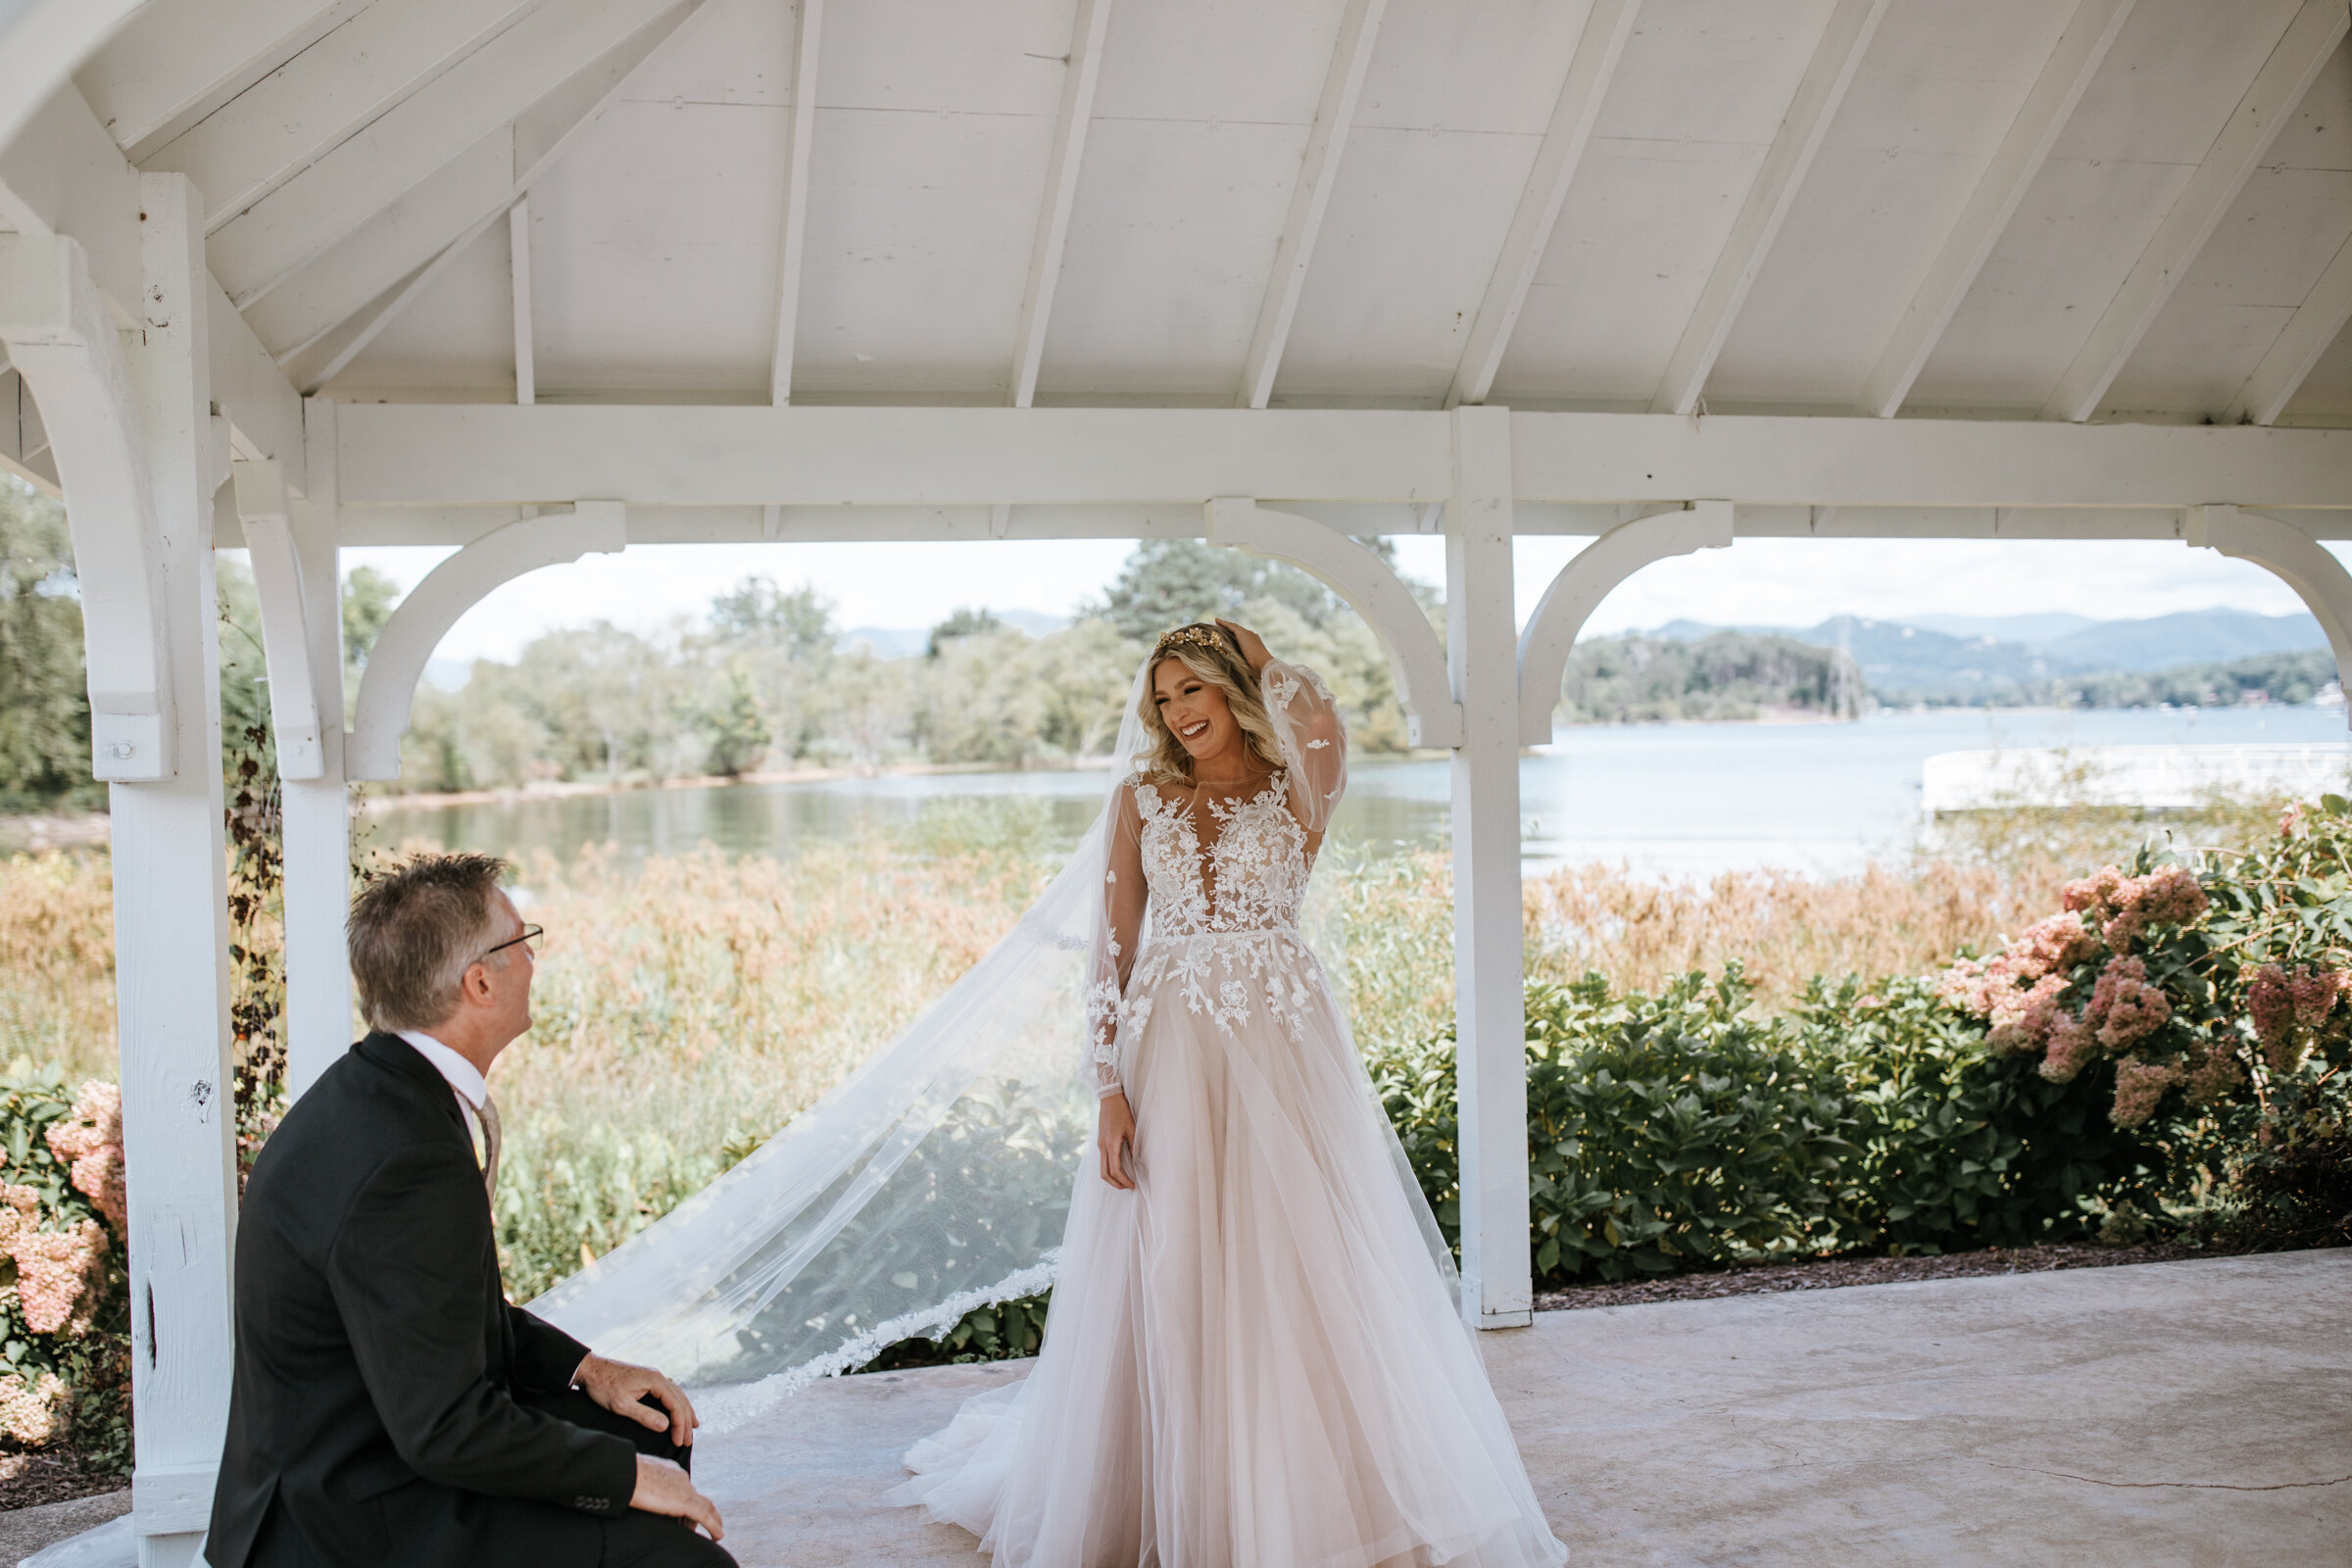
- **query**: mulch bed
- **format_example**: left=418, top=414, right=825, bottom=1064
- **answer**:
left=0, top=1453, right=125, bottom=1511
left=1532, top=1240, right=2219, bottom=1313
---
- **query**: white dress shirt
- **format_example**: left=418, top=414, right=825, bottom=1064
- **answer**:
left=397, top=1029, right=488, bottom=1154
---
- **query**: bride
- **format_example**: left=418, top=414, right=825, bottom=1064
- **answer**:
left=889, top=620, right=1566, bottom=1568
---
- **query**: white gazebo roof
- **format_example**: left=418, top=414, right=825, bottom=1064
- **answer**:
left=13, top=0, right=2351, bottom=430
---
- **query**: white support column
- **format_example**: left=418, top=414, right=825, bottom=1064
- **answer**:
left=122, top=172, right=240, bottom=1568
left=281, top=397, right=352, bottom=1096
left=2188, top=505, right=2352, bottom=730
left=1446, top=403, right=1531, bottom=1330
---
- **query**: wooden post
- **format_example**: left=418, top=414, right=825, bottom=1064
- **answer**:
left=120, top=172, right=239, bottom=1567
left=282, top=398, right=351, bottom=1096
left=1446, top=404, right=1533, bottom=1329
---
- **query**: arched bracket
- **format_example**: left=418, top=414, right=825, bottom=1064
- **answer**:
left=2187, top=505, right=2352, bottom=732
left=349, top=502, right=627, bottom=779
left=232, top=459, right=326, bottom=779
left=0, top=230, right=174, bottom=780
left=1516, top=500, right=1734, bottom=745
left=1205, top=497, right=1463, bottom=750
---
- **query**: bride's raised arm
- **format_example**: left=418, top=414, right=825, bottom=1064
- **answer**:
left=1259, top=659, right=1348, bottom=836
left=1085, top=781, right=1150, bottom=1100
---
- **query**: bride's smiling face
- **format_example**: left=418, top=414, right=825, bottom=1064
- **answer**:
left=1152, top=658, right=1241, bottom=765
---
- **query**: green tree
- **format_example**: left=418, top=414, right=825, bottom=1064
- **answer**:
left=926, top=607, right=1003, bottom=659
left=341, top=564, right=401, bottom=709
left=0, top=479, right=93, bottom=809
left=704, top=660, right=771, bottom=777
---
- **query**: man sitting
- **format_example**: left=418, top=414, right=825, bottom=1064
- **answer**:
left=208, top=852, right=733, bottom=1567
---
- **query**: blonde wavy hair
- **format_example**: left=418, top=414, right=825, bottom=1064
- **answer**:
left=1136, top=623, right=1287, bottom=784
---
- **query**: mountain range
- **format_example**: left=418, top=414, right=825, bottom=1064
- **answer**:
left=1640, top=609, right=2329, bottom=701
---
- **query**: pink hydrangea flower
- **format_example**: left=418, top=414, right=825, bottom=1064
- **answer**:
left=2039, top=1016, right=2100, bottom=1083
left=2248, top=963, right=2295, bottom=1049
left=2181, top=1040, right=2247, bottom=1105
left=0, top=1370, right=70, bottom=1446
left=0, top=1186, right=105, bottom=1336
left=2288, top=967, right=2342, bottom=1030
left=2090, top=956, right=2172, bottom=1050
left=45, top=1082, right=125, bottom=1233
left=2109, top=1058, right=2182, bottom=1128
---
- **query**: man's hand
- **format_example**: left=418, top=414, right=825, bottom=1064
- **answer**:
left=631, top=1454, right=724, bottom=1541
left=575, top=1352, right=698, bottom=1447
left=1098, top=1091, right=1137, bottom=1191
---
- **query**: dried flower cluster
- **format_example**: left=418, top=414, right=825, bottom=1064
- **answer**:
left=0, top=1187, right=106, bottom=1336
left=2061, top=864, right=2209, bottom=953
left=44, top=1081, right=124, bottom=1232
left=0, top=1370, right=71, bottom=1446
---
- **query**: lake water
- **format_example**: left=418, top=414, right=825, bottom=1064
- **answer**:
left=368, top=705, right=2352, bottom=881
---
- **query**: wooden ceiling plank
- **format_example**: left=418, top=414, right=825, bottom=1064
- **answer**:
left=1648, top=0, right=1891, bottom=417
left=143, top=0, right=536, bottom=234
left=769, top=0, right=824, bottom=407
left=2040, top=0, right=2350, bottom=423
left=1010, top=0, right=1115, bottom=410
left=510, top=198, right=535, bottom=408
left=209, top=0, right=687, bottom=311
left=2229, top=228, right=2352, bottom=426
left=1236, top=0, right=1387, bottom=411
left=79, top=0, right=366, bottom=164
left=1856, top=0, right=2135, bottom=419
left=1448, top=0, right=1642, bottom=409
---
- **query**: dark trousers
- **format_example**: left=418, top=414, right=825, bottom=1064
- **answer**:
left=514, top=1388, right=738, bottom=1568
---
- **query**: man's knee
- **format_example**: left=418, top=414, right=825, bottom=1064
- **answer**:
left=600, top=1511, right=737, bottom=1568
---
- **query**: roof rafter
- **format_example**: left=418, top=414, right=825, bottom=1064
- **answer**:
left=2040, top=0, right=2349, bottom=423
left=142, top=0, right=537, bottom=234
left=2229, top=227, right=2352, bottom=426
left=769, top=0, right=824, bottom=406
left=1856, top=0, right=2134, bottom=419
left=278, top=1, right=705, bottom=393
left=74, top=0, right=363, bottom=163
left=1009, top=0, right=1115, bottom=409
left=1236, top=0, right=1387, bottom=411
left=1448, top=0, right=1641, bottom=409
left=0, top=0, right=149, bottom=160
left=211, top=0, right=690, bottom=311
left=510, top=198, right=535, bottom=407
left=1648, top=0, right=1889, bottom=416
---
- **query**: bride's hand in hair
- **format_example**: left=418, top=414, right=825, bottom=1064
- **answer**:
left=1098, top=1092, right=1137, bottom=1190
left=1215, top=619, right=1271, bottom=673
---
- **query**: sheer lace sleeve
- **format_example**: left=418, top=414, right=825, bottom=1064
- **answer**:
left=1086, top=780, right=1150, bottom=1100
left=1260, top=659, right=1348, bottom=834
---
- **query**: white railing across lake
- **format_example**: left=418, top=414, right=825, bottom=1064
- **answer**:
left=1921, top=744, right=2352, bottom=817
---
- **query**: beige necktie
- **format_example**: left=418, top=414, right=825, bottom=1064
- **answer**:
left=477, top=1092, right=502, bottom=1200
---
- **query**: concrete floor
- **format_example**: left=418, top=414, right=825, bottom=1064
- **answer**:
left=692, top=1250, right=2352, bottom=1567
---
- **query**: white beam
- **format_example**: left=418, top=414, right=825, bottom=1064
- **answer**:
left=510, top=199, right=535, bottom=406
left=2041, top=0, right=2349, bottom=423
left=1449, top=0, right=1641, bottom=409
left=121, top=169, right=240, bottom=1563
left=232, top=459, right=325, bottom=778
left=1446, top=403, right=1531, bottom=1329
left=330, top=404, right=2352, bottom=515
left=1649, top=0, right=1889, bottom=416
left=0, top=84, right=145, bottom=313
left=2189, top=505, right=2352, bottom=729
left=74, top=0, right=364, bottom=163
left=208, top=0, right=689, bottom=309
left=0, top=229, right=174, bottom=779
left=1856, top=0, right=2134, bottom=419
left=1515, top=502, right=1733, bottom=744
left=1204, top=497, right=1459, bottom=747
left=206, top=278, right=306, bottom=491
left=349, top=504, right=628, bottom=778
left=1236, top=0, right=1386, bottom=410
left=0, top=0, right=148, bottom=161
left=282, top=397, right=350, bottom=1100
left=270, top=1, right=701, bottom=389
left=2228, top=228, right=2352, bottom=427
left=140, top=0, right=534, bottom=231
left=769, top=0, right=824, bottom=407
left=1009, top=0, right=1114, bottom=409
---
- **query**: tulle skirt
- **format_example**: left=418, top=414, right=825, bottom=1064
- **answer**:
left=889, top=930, right=1567, bottom=1568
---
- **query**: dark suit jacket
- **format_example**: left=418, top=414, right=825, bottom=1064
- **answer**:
left=207, top=1032, right=638, bottom=1568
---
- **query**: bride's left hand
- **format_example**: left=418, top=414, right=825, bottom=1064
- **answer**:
left=574, top=1351, right=700, bottom=1446
left=1215, top=618, right=1271, bottom=673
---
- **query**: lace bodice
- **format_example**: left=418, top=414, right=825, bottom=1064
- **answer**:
left=1086, top=660, right=1347, bottom=1097
left=1132, top=776, right=1311, bottom=938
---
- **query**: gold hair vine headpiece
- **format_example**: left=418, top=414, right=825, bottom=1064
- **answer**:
left=1152, top=624, right=1231, bottom=659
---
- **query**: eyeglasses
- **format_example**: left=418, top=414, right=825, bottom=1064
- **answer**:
left=478, top=923, right=544, bottom=964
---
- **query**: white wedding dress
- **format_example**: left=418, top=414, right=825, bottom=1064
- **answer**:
left=891, top=662, right=1567, bottom=1568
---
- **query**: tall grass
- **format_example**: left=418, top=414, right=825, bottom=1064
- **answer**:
left=0, top=852, right=113, bottom=1080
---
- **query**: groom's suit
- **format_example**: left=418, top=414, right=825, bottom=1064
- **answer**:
left=207, top=1032, right=730, bottom=1567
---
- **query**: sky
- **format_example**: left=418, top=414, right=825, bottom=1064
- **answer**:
left=340, top=533, right=2332, bottom=668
